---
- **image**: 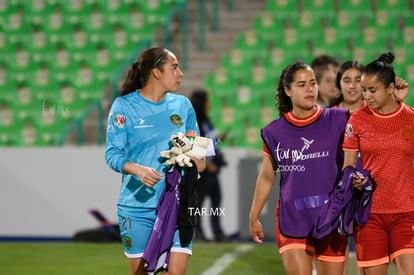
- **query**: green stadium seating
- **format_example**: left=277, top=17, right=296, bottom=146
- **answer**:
left=374, top=0, right=411, bottom=18
left=0, top=120, right=24, bottom=146
left=137, top=1, right=172, bottom=26
left=220, top=49, right=253, bottom=82
left=234, top=29, right=269, bottom=62
left=401, top=14, right=414, bottom=45
left=323, top=15, right=363, bottom=50
left=364, top=14, right=401, bottom=43
left=252, top=12, right=286, bottom=45
left=61, top=0, right=94, bottom=25
left=244, top=61, right=278, bottom=96
left=312, top=28, right=353, bottom=62
left=288, top=11, right=326, bottom=44
left=300, top=0, right=337, bottom=20
left=266, top=0, right=300, bottom=20
left=201, top=0, right=413, bottom=150
left=337, top=0, right=374, bottom=19
left=0, top=0, right=183, bottom=146
left=0, top=25, right=10, bottom=52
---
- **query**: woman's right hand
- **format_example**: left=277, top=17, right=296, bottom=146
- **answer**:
left=136, top=165, right=163, bottom=188
left=124, top=162, right=163, bottom=188
left=249, top=219, right=264, bottom=243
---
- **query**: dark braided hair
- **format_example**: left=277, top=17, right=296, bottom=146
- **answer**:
left=120, top=47, right=168, bottom=96
left=276, top=61, right=312, bottom=117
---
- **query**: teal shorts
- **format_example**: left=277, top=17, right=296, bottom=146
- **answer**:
left=117, top=205, right=192, bottom=258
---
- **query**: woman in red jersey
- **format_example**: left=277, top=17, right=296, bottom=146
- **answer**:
left=332, top=60, right=407, bottom=112
left=343, top=52, right=414, bottom=275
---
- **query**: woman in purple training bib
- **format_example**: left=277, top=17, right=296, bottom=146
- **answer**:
left=249, top=61, right=350, bottom=274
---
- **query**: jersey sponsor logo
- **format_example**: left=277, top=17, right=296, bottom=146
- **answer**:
left=274, top=137, right=329, bottom=164
left=114, top=114, right=126, bottom=128
left=133, top=118, right=154, bottom=129
left=345, top=123, right=354, bottom=137
left=170, top=114, right=183, bottom=128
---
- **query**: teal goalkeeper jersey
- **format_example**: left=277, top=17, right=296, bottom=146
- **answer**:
left=105, top=90, right=199, bottom=208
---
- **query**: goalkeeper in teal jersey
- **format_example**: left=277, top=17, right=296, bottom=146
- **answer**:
left=105, top=47, right=206, bottom=275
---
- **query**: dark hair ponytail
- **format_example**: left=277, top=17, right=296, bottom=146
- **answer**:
left=363, top=52, right=395, bottom=88
left=120, top=62, right=142, bottom=96
left=119, top=47, right=168, bottom=96
left=276, top=61, right=310, bottom=117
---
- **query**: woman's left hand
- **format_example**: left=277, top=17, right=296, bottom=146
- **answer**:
left=393, top=77, right=409, bottom=102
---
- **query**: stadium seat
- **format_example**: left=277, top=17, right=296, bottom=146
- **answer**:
left=0, top=100, right=15, bottom=127
left=0, top=25, right=10, bottom=52
left=2, top=3, right=25, bottom=34
left=234, top=29, right=269, bottom=62
left=269, top=40, right=312, bottom=68
left=288, top=11, right=326, bottom=44
left=104, top=22, right=142, bottom=63
left=351, top=44, right=386, bottom=65
left=276, top=27, right=313, bottom=53
left=5, top=43, right=41, bottom=83
left=374, top=0, right=411, bottom=18
left=79, top=3, right=108, bottom=33
left=220, top=49, right=253, bottom=82
left=231, top=110, right=263, bottom=150
left=244, top=59, right=279, bottom=96
left=266, top=0, right=300, bottom=20
left=337, top=0, right=374, bottom=17
left=312, top=28, right=353, bottom=62
left=401, top=14, right=414, bottom=45
left=63, top=23, right=94, bottom=60
left=101, top=0, right=131, bottom=16
left=0, top=119, right=24, bottom=146
left=137, top=1, right=172, bottom=26
left=252, top=11, right=286, bottom=45
left=300, top=0, right=337, bottom=21
left=61, top=0, right=93, bottom=25
left=205, top=66, right=239, bottom=95
left=10, top=82, right=44, bottom=121
left=22, top=0, right=57, bottom=26
left=324, top=16, right=363, bottom=49
left=364, top=14, right=401, bottom=43
left=0, top=62, right=16, bottom=103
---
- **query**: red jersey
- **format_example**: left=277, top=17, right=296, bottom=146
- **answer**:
left=343, top=103, right=414, bottom=213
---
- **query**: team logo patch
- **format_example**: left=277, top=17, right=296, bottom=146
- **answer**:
left=401, top=128, right=413, bottom=141
left=124, top=235, right=132, bottom=250
left=170, top=114, right=182, bottom=128
left=114, top=114, right=126, bottom=128
left=345, top=123, right=354, bottom=137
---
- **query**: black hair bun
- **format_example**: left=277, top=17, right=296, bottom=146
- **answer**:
left=377, top=52, right=395, bottom=64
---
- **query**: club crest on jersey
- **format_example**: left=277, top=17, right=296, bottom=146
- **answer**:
left=401, top=128, right=413, bottom=141
left=345, top=123, right=354, bottom=137
left=170, top=114, right=182, bottom=128
left=123, top=235, right=132, bottom=250
left=114, top=114, right=126, bottom=128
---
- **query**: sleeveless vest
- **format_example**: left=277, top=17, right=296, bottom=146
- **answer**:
left=262, top=108, right=349, bottom=238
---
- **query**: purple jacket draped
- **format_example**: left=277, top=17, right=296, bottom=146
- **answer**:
left=142, top=165, right=181, bottom=274
left=312, top=166, right=376, bottom=239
